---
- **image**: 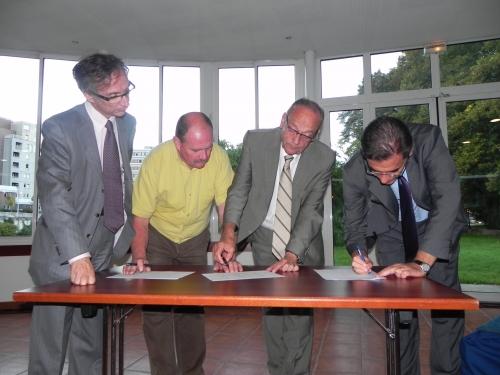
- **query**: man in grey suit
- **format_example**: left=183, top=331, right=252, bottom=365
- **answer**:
left=213, top=98, right=336, bottom=375
left=343, top=116, right=468, bottom=375
left=28, top=53, right=136, bottom=375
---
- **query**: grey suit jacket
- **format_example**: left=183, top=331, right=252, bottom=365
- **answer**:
left=342, top=122, right=468, bottom=260
left=29, top=104, right=136, bottom=285
left=224, top=128, right=336, bottom=266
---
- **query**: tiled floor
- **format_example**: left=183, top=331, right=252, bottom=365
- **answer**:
left=0, top=305, right=499, bottom=375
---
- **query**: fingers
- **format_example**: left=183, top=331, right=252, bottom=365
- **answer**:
left=351, top=255, right=372, bottom=274
left=122, top=259, right=151, bottom=274
left=70, top=258, right=96, bottom=285
left=214, top=260, right=243, bottom=273
left=267, top=259, right=299, bottom=273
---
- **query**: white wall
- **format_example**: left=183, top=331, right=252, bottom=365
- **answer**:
left=0, top=256, right=35, bottom=302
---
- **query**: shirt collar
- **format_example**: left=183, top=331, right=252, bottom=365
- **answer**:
left=84, top=101, right=115, bottom=133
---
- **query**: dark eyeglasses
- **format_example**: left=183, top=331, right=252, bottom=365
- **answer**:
left=284, top=115, right=316, bottom=142
left=89, top=81, right=135, bottom=104
left=364, top=157, right=407, bottom=180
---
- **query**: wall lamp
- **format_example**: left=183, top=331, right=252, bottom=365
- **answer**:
left=424, top=42, right=447, bottom=55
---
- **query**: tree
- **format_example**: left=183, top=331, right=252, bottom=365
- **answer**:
left=218, top=139, right=242, bottom=171
left=336, top=40, right=500, bottom=228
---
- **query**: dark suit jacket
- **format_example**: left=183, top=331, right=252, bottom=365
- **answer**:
left=29, top=104, right=136, bottom=285
left=342, top=122, right=468, bottom=260
left=224, top=128, right=336, bottom=266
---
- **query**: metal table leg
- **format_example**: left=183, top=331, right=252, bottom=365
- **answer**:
left=363, top=309, right=400, bottom=375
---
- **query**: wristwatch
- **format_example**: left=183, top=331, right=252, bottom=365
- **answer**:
left=413, top=260, right=430, bottom=275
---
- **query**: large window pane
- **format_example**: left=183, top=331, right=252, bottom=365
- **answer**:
left=42, top=59, right=81, bottom=122
left=128, top=66, right=159, bottom=149
left=321, top=57, right=363, bottom=98
left=447, top=98, right=500, bottom=229
left=162, top=66, right=200, bottom=140
left=371, top=49, right=431, bottom=93
left=0, top=56, right=39, bottom=237
left=375, top=104, right=430, bottom=124
left=329, top=109, right=363, bottom=259
left=441, top=39, right=500, bottom=87
left=258, top=65, right=295, bottom=129
left=219, top=68, right=255, bottom=146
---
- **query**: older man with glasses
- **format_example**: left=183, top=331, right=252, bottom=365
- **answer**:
left=28, top=52, right=136, bottom=375
left=342, top=116, right=468, bottom=375
left=213, top=98, right=336, bottom=375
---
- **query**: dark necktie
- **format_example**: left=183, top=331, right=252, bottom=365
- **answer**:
left=103, top=120, right=124, bottom=233
left=398, top=176, right=419, bottom=261
left=272, top=155, right=294, bottom=260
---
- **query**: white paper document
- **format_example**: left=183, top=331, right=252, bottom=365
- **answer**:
left=202, top=270, right=285, bottom=282
left=108, top=271, right=194, bottom=280
left=314, top=267, right=385, bottom=281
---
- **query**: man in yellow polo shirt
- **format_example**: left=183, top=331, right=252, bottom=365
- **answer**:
left=123, top=112, right=233, bottom=375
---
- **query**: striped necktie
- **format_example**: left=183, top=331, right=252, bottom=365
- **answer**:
left=272, top=155, right=294, bottom=260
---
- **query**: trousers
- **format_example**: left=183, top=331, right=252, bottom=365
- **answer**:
left=142, top=225, right=210, bottom=375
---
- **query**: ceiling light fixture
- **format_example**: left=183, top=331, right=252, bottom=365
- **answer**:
left=423, top=42, right=447, bottom=55
left=490, top=118, right=500, bottom=122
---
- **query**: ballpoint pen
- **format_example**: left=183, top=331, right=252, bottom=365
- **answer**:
left=221, top=255, right=230, bottom=267
left=125, top=262, right=152, bottom=268
left=356, top=246, right=371, bottom=274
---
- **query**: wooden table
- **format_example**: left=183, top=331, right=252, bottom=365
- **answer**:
left=13, top=266, right=478, bottom=375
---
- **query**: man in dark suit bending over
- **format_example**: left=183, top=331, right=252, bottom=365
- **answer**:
left=343, top=116, right=468, bottom=375
left=28, top=53, right=136, bottom=375
left=213, top=98, right=336, bottom=375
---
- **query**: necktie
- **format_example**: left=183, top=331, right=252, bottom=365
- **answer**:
left=103, top=121, right=124, bottom=233
left=272, top=155, right=294, bottom=260
left=398, top=176, right=419, bottom=261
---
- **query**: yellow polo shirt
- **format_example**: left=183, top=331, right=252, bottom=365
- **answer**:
left=132, top=140, right=234, bottom=244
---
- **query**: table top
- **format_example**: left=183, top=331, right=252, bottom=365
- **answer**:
left=13, top=266, right=478, bottom=310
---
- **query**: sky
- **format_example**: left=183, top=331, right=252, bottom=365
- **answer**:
left=0, top=52, right=401, bottom=151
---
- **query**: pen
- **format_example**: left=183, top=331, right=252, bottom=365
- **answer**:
left=356, top=246, right=371, bottom=274
left=125, top=262, right=152, bottom=268
left=221, top=255, right=230, bottom=267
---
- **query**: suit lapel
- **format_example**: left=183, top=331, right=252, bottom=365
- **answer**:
left=75, top=106, right=103, bottom=182
left=367, top=174, right=399, bottom=219
left=264, top=129, right=281, bottom=202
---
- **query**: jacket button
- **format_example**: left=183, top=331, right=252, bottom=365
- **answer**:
left=101, top=189, right=104, bottom=193
left=95, top=213, right=100, bottom=217
left=86, top=234, right=91, bottom=238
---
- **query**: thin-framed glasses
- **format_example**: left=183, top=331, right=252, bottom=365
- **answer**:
left=363, top=157, right=407, bottom=180
left=284, top=114, right=316, bottom=142
left=89, top=81, right=135, bottom=103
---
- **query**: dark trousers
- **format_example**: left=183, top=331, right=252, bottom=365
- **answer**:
left=376, top=221, right=465, bottom=375
left=251, top=226, right=314, bottom=375
left=142, top=225, right=210, bottom=375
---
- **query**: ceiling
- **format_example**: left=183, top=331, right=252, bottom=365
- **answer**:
left=1, top=0, right=499, bottom=63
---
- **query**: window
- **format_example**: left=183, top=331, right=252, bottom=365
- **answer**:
left=162, top=66, right=200, bottom=141
left=13, top=152, right=19, bottom=157
left=375, top=104, right=430, bottom=124
left=12, top=172, right=19, bottom=178
left=447, top=98, right=500, bottom=229
left=219, top=67, right=255, bottom=146
left=441, top=39, right=500, bottom=87
left=371, top=49, right=431, bottom=93
left=12, top=162, right=19, bottom=168
left=321, top=56, right=363, bottom=98
left=128, top=65, right=160, bottom=149
left=257, top=65, right=295, bottom=129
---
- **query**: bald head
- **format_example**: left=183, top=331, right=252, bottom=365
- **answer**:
left=173, top=112, right=214, bottom=169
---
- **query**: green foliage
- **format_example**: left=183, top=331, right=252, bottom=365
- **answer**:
left=5, top=195, right=16, bottom=208
left=218, top=139, right=242, bottom=172
left=337, top=39, right=500, bottom=229
left=17, top=222, right=32, bottom=236
left=0, top=222, right=18, bottom=236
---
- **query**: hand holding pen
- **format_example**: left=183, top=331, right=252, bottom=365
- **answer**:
left=355, top=246, right=372, bottom=274
left=123, top=260, right=152, bottom=275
